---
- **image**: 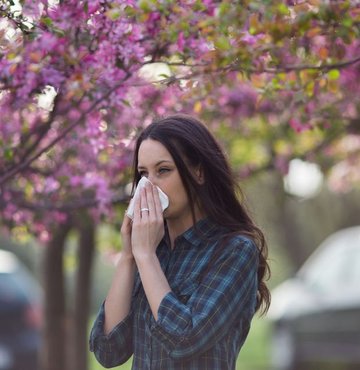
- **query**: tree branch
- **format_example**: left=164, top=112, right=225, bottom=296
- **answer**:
left=0, top=73, right=131, bottom=185
left=17, top=93, right=62, bottom=165
left=237, top=54, right=360, bottom=74
left=2, top=190, right=129, bottom=212
left=128, top=54, right=360, bottom=88
left=148, top=54, right=360, bottom=75
left=239, top=126, right=346, bottom=179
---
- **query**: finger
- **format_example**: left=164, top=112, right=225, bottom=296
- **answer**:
left=152, top=185, right=163, bottom=218
left=133, top=190, right=141, bottom=222
left=145, top=183, right=156, bottom=218
left=122, top=212, right=132, bottom=227
left=140, top=187, right=149, bottom=220
left=121, top=215, right=133, bottom=237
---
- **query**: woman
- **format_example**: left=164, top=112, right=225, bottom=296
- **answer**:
left=90, top=114, right=270, bottom=369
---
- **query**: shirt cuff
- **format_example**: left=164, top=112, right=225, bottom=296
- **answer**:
left=150, top=292, right=189, bottom=350
left=89, top=302, right=133, bottom=353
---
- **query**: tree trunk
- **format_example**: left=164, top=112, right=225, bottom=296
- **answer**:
left=42, top=222, right=72, bottom=370
left=271, top=174, right=307, bottom=269
left=68, top=214, right=96, bottom=370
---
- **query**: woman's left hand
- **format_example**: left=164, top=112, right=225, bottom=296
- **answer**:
left=131, top=182, right=165, bottom=259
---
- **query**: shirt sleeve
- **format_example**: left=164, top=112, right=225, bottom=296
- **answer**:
left=89, top=301, right=133, bottom=367
left=150, top=237, right=259, bottom=360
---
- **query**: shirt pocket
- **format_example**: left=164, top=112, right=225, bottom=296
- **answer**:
left=172, top=278, right=198, bottom=304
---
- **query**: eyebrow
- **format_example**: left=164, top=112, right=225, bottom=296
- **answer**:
left=137, top=160, right=174, bottom=169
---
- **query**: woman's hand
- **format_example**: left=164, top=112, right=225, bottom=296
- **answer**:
left=130, top=182, right=170, bottom=320
left=131, top=182, right=165, bottom=259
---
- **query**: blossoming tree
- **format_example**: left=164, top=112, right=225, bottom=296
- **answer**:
left=1, top=1, right=360, bottom=369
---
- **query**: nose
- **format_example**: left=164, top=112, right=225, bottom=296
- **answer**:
left=147, top=174, right=156, bottom=186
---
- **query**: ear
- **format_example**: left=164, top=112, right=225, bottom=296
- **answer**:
left=194, top=165, right=205, bottom=185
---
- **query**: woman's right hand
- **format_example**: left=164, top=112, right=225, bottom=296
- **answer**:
left=120, top=213, right=134, bottom=259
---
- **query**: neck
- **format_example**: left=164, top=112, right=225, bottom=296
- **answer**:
left=166, top=208, right=205, bottom=249
left=166, top=220, right=191, bottom=249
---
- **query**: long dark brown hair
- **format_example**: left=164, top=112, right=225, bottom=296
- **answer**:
left=132, top=114, right=271, bottom=314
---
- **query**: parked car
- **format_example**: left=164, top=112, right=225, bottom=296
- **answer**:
left=0, top=249, right=43, bottom=370
left=268, top=226, right=360, bottom=370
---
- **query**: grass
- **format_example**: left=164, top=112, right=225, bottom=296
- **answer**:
left=89, top=316, right=272, bottom=370
left=236, top=317, right=271, bottom=370
left=90, top=356, right=132, bottom=370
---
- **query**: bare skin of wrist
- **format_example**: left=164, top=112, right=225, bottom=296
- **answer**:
left=133, top=250, right=156, bottom=261
left=120, top=250, right=135, bottom=262
left=134, top=252, right=171, bottom=321
left=104, top=251, right=136, bottom=334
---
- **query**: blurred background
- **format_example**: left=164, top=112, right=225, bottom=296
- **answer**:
left=1, top=1, right=360, bottom=370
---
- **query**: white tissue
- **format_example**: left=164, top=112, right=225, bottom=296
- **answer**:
left=126, top=177, right=169, bottom=219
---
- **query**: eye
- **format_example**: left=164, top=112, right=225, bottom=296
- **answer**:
left=138, top=170, right=148, bottom=177
left=158, top=167, right=170, bottom=175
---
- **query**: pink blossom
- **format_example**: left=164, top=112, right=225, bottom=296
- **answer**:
left=289, top=118, right=311, bottom=133
left=53, top=212, right=67, bottom=223
left=68, top=109, right=81, bottom=121
left=177, top=32, right=185, bottom=52
left=41, top=67, right=65, bottom=88
left=1, top=0, right=360, bottom=239
left=242, top=33, right=264, bottom=46
left=219, top=85, right=258, bottom=118
left=43, top=178, right=60, bottom=193
left=69, top=176, right=82, bottom=187
left=38, top=32, right=59, bottom=52
left=274, top=156, right=290, bottom=175
left=39, top=230, right=50, bottom=243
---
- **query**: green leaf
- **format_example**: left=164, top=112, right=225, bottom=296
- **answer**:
left=219, top=3, right=231, bottom=16
left=125, top=5, right=136, bottom=17
left=139, top=0, right=152, bottom=13
left=328, top=69, right=340, bottom=81
left=342, top=17, right=353, bottom=27
left=4, top=148, right=13, bottom=161
left=121, top=99, right=131, bottom=107
left=52, top=27, right=65, bottom=37
left=277, top=3, right=290, bottom=16
left=214, top=36, right=231, bottom=51
left=106, top=8, right=121, bottom=21
left=41, top=16, right=53, bottom=27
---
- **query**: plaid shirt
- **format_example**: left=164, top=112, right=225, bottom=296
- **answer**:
left=90, top=218, right=259, bottom=370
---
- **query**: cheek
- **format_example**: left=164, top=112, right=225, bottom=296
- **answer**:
left=158, top=174, right=187, bottom=208
left=157, top=179, right=177, bottom=201
left=161, top=186, right=181, bottom=210
left=169, top=187, right=188, bottom=209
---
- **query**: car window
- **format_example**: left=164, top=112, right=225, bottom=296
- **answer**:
left=299, top=229, right=360, bottom=296
left=348, top=245, right=360, bottom=291
left=0, top=273, right=28, bottom=303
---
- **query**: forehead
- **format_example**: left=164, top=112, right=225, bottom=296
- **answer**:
left=138, top=139, right=174, bottom=166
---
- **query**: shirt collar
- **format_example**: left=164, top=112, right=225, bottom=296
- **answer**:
left=175, top=217, right=220, bottom=248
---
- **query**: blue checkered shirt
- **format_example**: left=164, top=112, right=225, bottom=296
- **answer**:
left=90, top=218, right=259, bottom=369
